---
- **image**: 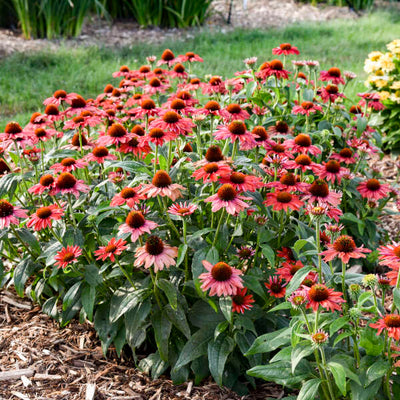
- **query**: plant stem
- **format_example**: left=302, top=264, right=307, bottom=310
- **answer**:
left=117, top=259, right=136, bottom=289
left=212, top=209, right=225, bottom=248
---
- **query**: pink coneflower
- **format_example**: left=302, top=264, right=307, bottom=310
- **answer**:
left=140, top=170, right=185, bottom=201
left=0, top=122, right=33, bottom=145
left=145, top=127, right=175, bottom=146
left=169, top=63, right=188, bottom=79
left=251, top=126, right=272, bottom=148
left=110, top=186, right=145, bottom=208
left=162, top=98, right=196, bottom=116
left=331, top=148, right=358, bottom=165
left=304, top=179, right=342, bottom=207
left=267, top=120, right=292, bottom=137
left=143, top=77, right=170, bottom=95
left=292, top=101, right=323, bottom=116
left=272, top=43, right=300, bottom=56
left=264, top=191, right=304, bottom=212
left=267, top=172, right=309, bottom=193
left=237, top=246, right=255, bottom=260
left=276, top=260, right=304, bottom=282
left=201, top=76, right=227, bottom=95
left=177, top=51, right=203, bottom=63
left=32, top=128, right=57, bottom=143
left=305, top=283, right=345, bottom=312
left=214, top=120, right=256, bottom=147
left=199, top=260, right=243, bottom=297
left=219, top=104, right=250, bottom=122
left=118, top=211, right=158, bottom=242
left=64, top=95, right=97, bottom=117
left=54, top=172, right=90, bottom=198
left=26, top=204, right=64, bottom=231
left=149, top=111, right=195, bottom=136
left=370, top=315, right=400, bottom=341
left=97, top=123, right=129, bottom=146
left=50, top=157, right=88, bottom=173
left=29, top=174, right=56, bottom=195
left=157, top=49, right=178, bottom=67
left=315, top=160, right=349, bottom=184
left=319, top=84, right=345, bottom=103
left=168, top=202, right=197, bottom=217
left=0, top=200, right=28, bottom=228
left=118, top=135, right=151, bottom=157
left=285, top=134, right=321, bottom=155
left=264, top=276, right=286, bottom=298
left=43, top=89, right=77, bottom=106
left=311, top=330, right=329, bottom=345
left=94, top=238, right=127, bottom=262
left=288, top=289, right=308, bottom=308
left=321, top=235, right=371, bottom=264
left=86, top=146, right=117, bottom=164
left=196, top=100, right=222, bottom=117
left=134, top=235, right=178, bottom=272
left=305, top=204, right=342, bottom=223
left=54, top=245, right=82, bottom=269
left=320, top=67, right=345, bottom=85
left=232, top=288, right=255, bottom=314
left=257, top=60, right=290, bottom=80
left=378, top=242, right=400, bottom=267
left=357, top=179, right=390, bottom=201
left=285, top=154, right=319, bottom=173
left=130, top=99, right=160, bottom=120
left=219, top=171, right=264, bottom=192
left=192, top=163, right=232, bottom=183
left=204, top=184, right=251, bottom=215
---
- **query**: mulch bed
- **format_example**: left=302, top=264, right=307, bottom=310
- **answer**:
left=0, top=289, right=286, bottom=400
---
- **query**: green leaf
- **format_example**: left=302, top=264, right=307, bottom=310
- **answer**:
left=366, top=360, right=390, bottom=384
left=151, top=310, right=172, bottom=361
left=360, top=326, right=385, bottom=356
left=268, top=302, right=291, bottom=313
left=393, top=288, right=400, bottom=311
left=285, top=265, right=314, bottom=296
left=61, top=281, right=83, bottom=325
left=291, top=341, right=313, bottom=373
left=297, top=378, right=321, bottom=400
left=164, top=303, right=191, bottom=339
left=110, top=287, right=149, bottom=323
left=333, top=331, right=352, bottom=346
left=16, top=228, right=40, bottom=255
left=245, top=327, right=291, bottom=356
left=328, top=361, right=347, bottom=396
left=358, top=291, right=372, bottom=306
left=42, top=297, right=58, bottom=319
left=157, top=279, right=178, bottom=310
left=13, top=259, right=39, bottom=297
left=219, top=296, right=232, bottom=323
left=94, top=303, right=119, bottom=354
left=174, top=327, right=214, bottom=370
left=84, top=264, right=102, bottom=287
left=81, top=284, right=95, bottom=321
left=176, top=244, right=188, bottom=268
left=208, top=333, right=235, bottom=386
left=329, top=316, right=350, bottom=336
left=261, top=244, right=275, bottom=266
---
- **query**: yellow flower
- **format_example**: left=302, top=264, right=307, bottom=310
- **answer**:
left=379, top=91, right=390, bottom=101
left=389, top=91, right=400, bottom=103
left=390, top=81, right=400, bottom=90
left=368, top=51, right=383, bottom=62
left=379, top=53, right=395, bottom=73
left=364, top=59, right=380, bottom=74
left=387, top=39, right=400, bottom=54
left=376, top=79, right=388, bottom=88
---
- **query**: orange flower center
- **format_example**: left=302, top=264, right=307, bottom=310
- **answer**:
left=280, top=173, right=296, bottom=186
left=145, top=235, right=164, bottom=255
left=141, top=99, right=156, bottom=110
left=0, top=159, right=10, bottom=174
left=325, top=160, right=341, bottom=173
left=56, top=172, right=77, bottom=189
left=161, top=49, right=175, bottom=61
left=62, top=252, right=76, bottom=262
left=309, top=180, right=329, bottom=198
left=349, top=105, right=362, bottom=114
left=333, top=235, right=356, bottom=253
left=204, top=163, right=219, bottom=174
left=209, top=76, right=222, bottom=85
left=294, top=134, right=311, bottom=147
left=276, top=192, right=293, bottom=203
left=30, top=112, right=42, bottom=124
left=111, top=89, right=121, bottom=97
left=139, top=65, right=151, bottom=73
left=328, top=67, right=341, bottom=77
left=211, top=262, right=233, bottom=281
left=295, top=154, right=311, bottom=166
left=37, top=206, right=52, bottom=219
left=217, top=184, right=237, bottom=201
left=40, top=174, right=54, bottom=187
left=280, top=43, right=292, bottom=50
left=73, top=116, right=84, bottom=124
left=0, top=200, right=14, bottom=217
left=71, top=95, right=86, bottom=108
left=270, top=59, right=283, bottom=70
left=205, top=100, right=220, bottom=111
left=228, top=120, right=246, bottom=136
left=275, top=121, right=289, bottom=133
left=170, top=99, right=185, bottom=110
left=272, top=144, right=285, bottom=153
left=132, top=125, right=145, bottom=136
left=108, top=123, right=127, bottom=138
left=119, top=65, right=130, bottom=72
left=384, top=315, right=400, bottom=328
left=190, top=78, right=200, bottom=84
left=177, top=90, right=191, bottom=100
left=290, top=263, right=302, bottom=275
left=54, top=89, right=67, bottom=99
left=326, top=84, right=339, bottom=94
left=301, top=101, right=314, bottom=110
left=44, top=104, right=59, bottom=115
left=252, top=126, right=268, bottom=141
left=173, top=63, right=185, bottom=73
left=120, top=187, right=136, bottom=199
left=226, top=104, right=242, bottom=114
left=366, top=179, right=381, bottom=191
left=308, top=284, right=329, bottom=301
left=230, top=172, right=246, bottom=184
left=104, top=84, right=114, bottom=93
left=339, top=148, right=353, bottom=158
left=152, top=170, right=172, bottom=188
left=93, top=146, right=109, bottom=157
left=61, top=158, right=76, bottom=167
left=5, top=122, right=22, bottom=134
left=128, top=137, right=139, bottom=147
left=71, top=133, right=88, bottom=147
left=105, top=244, right=117, bottom=253
left=35, top=128, right=47, bottom=138
left=126, top=211, right=145, bottom=228
left=163, top=111, right=180, bottom=124
left=149, top=128, right=165, bottom=139
left=149, top=78, right=161, bottom=87
left=205, top=145, right=223, bottom=162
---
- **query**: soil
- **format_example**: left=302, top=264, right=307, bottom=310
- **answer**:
left=0, top=0, right=356, bottom=59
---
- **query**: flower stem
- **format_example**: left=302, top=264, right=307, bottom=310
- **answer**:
left=117, top=259, right=136, bottom=289
left=212, top=209, right=225, bottom=248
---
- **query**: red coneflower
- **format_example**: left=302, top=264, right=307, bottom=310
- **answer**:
left=272, top=43, right=300, bottom=56
left=143, top=77, right=171, bottom=95
left=98, top=123, right=129, bottom=146
left=214, top=120, right=256, bottom=147
left=168, top=201, right=198, bottom=217
left=140, top=170, right=185, bottom=201
left=94, top=238, right=127, bottom=262
left=86, top=146, right=117, bottom=164
left=305, top=283, right=345, bottom=312
left=192, top=163, right=232, bottom=183
left=51, top=157, right=88, bottom=173
left=320, top=67, right=345, bottom=85
left=321, top=235, right=371, bottom=264
left=257, top=60, right=290, bottom=80
left=219, top=171, right=265, bottom=192
left=118, top=210, right=158, bottom=242
left=54, top=245, right=82, bottom=269
left=264, top=276, right=286, bottom=298
left=267, top=120, right=292, bottom=136
left=285, top=154, right=319, bottom=173
left=199, top=260, right=243, bottom=297
left=149, top=111, right=195, bottom=137
left=267, top=172, right=309, bottom=193
left=303, top=179, right=342, bottom=207
left=370, top=315, right=400, bottom=341
left=204, top=184, right=251, bottom=215
left=43, top=89, right=77, bottom=106
left=157, top=49, right=178, bottom=67
left=118, top=135, right=151, bottom=157
left=177, top=51, right=203, bottom=63
left=285, top=134, right=321, bottom=155
left=54, top=172, right=90, bottom=198
left=0, top=199, right=28, bottom=228
left=134, top=235, right=178, bottom=272
left=264, top=191, right=304, bottom=212
left=315, top=160, right=349, bottom=184
left=232, top=288, right=255, bottom=314
left=331, top=148, right=358, bottom=165
left=292, top=101, right=323, bottom=116
left=201, top=76, right=227, bottom=95
left=110, top=186, right=145, bottom=208
left=29, top=174, right=56, bottom=195
left=146, top=127, right=175, bottom=146
left=357, top=179, right=391, bottom=201
left=276, top=260, right=304, bottom=282
left=169, top=63, right=188, bottom=79
left=26, top=204, right=64, bottom=231
left=220, top=103, right=250, bottom=122
left=378, top=242, right=400, bottom=268
left=319, top=84, right=345, bottom=103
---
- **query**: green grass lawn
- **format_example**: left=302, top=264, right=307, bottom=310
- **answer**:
left=1, top=10, right=400, bottom=130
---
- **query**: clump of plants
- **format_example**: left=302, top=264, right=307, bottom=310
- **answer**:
left=0, top=43, right=399, bottom=398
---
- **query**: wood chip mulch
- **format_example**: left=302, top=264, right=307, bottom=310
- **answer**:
left=0, top=289, right=287, bottom=400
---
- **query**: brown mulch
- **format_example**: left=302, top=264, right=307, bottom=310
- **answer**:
left=0, top=289, right=286, bottom=400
